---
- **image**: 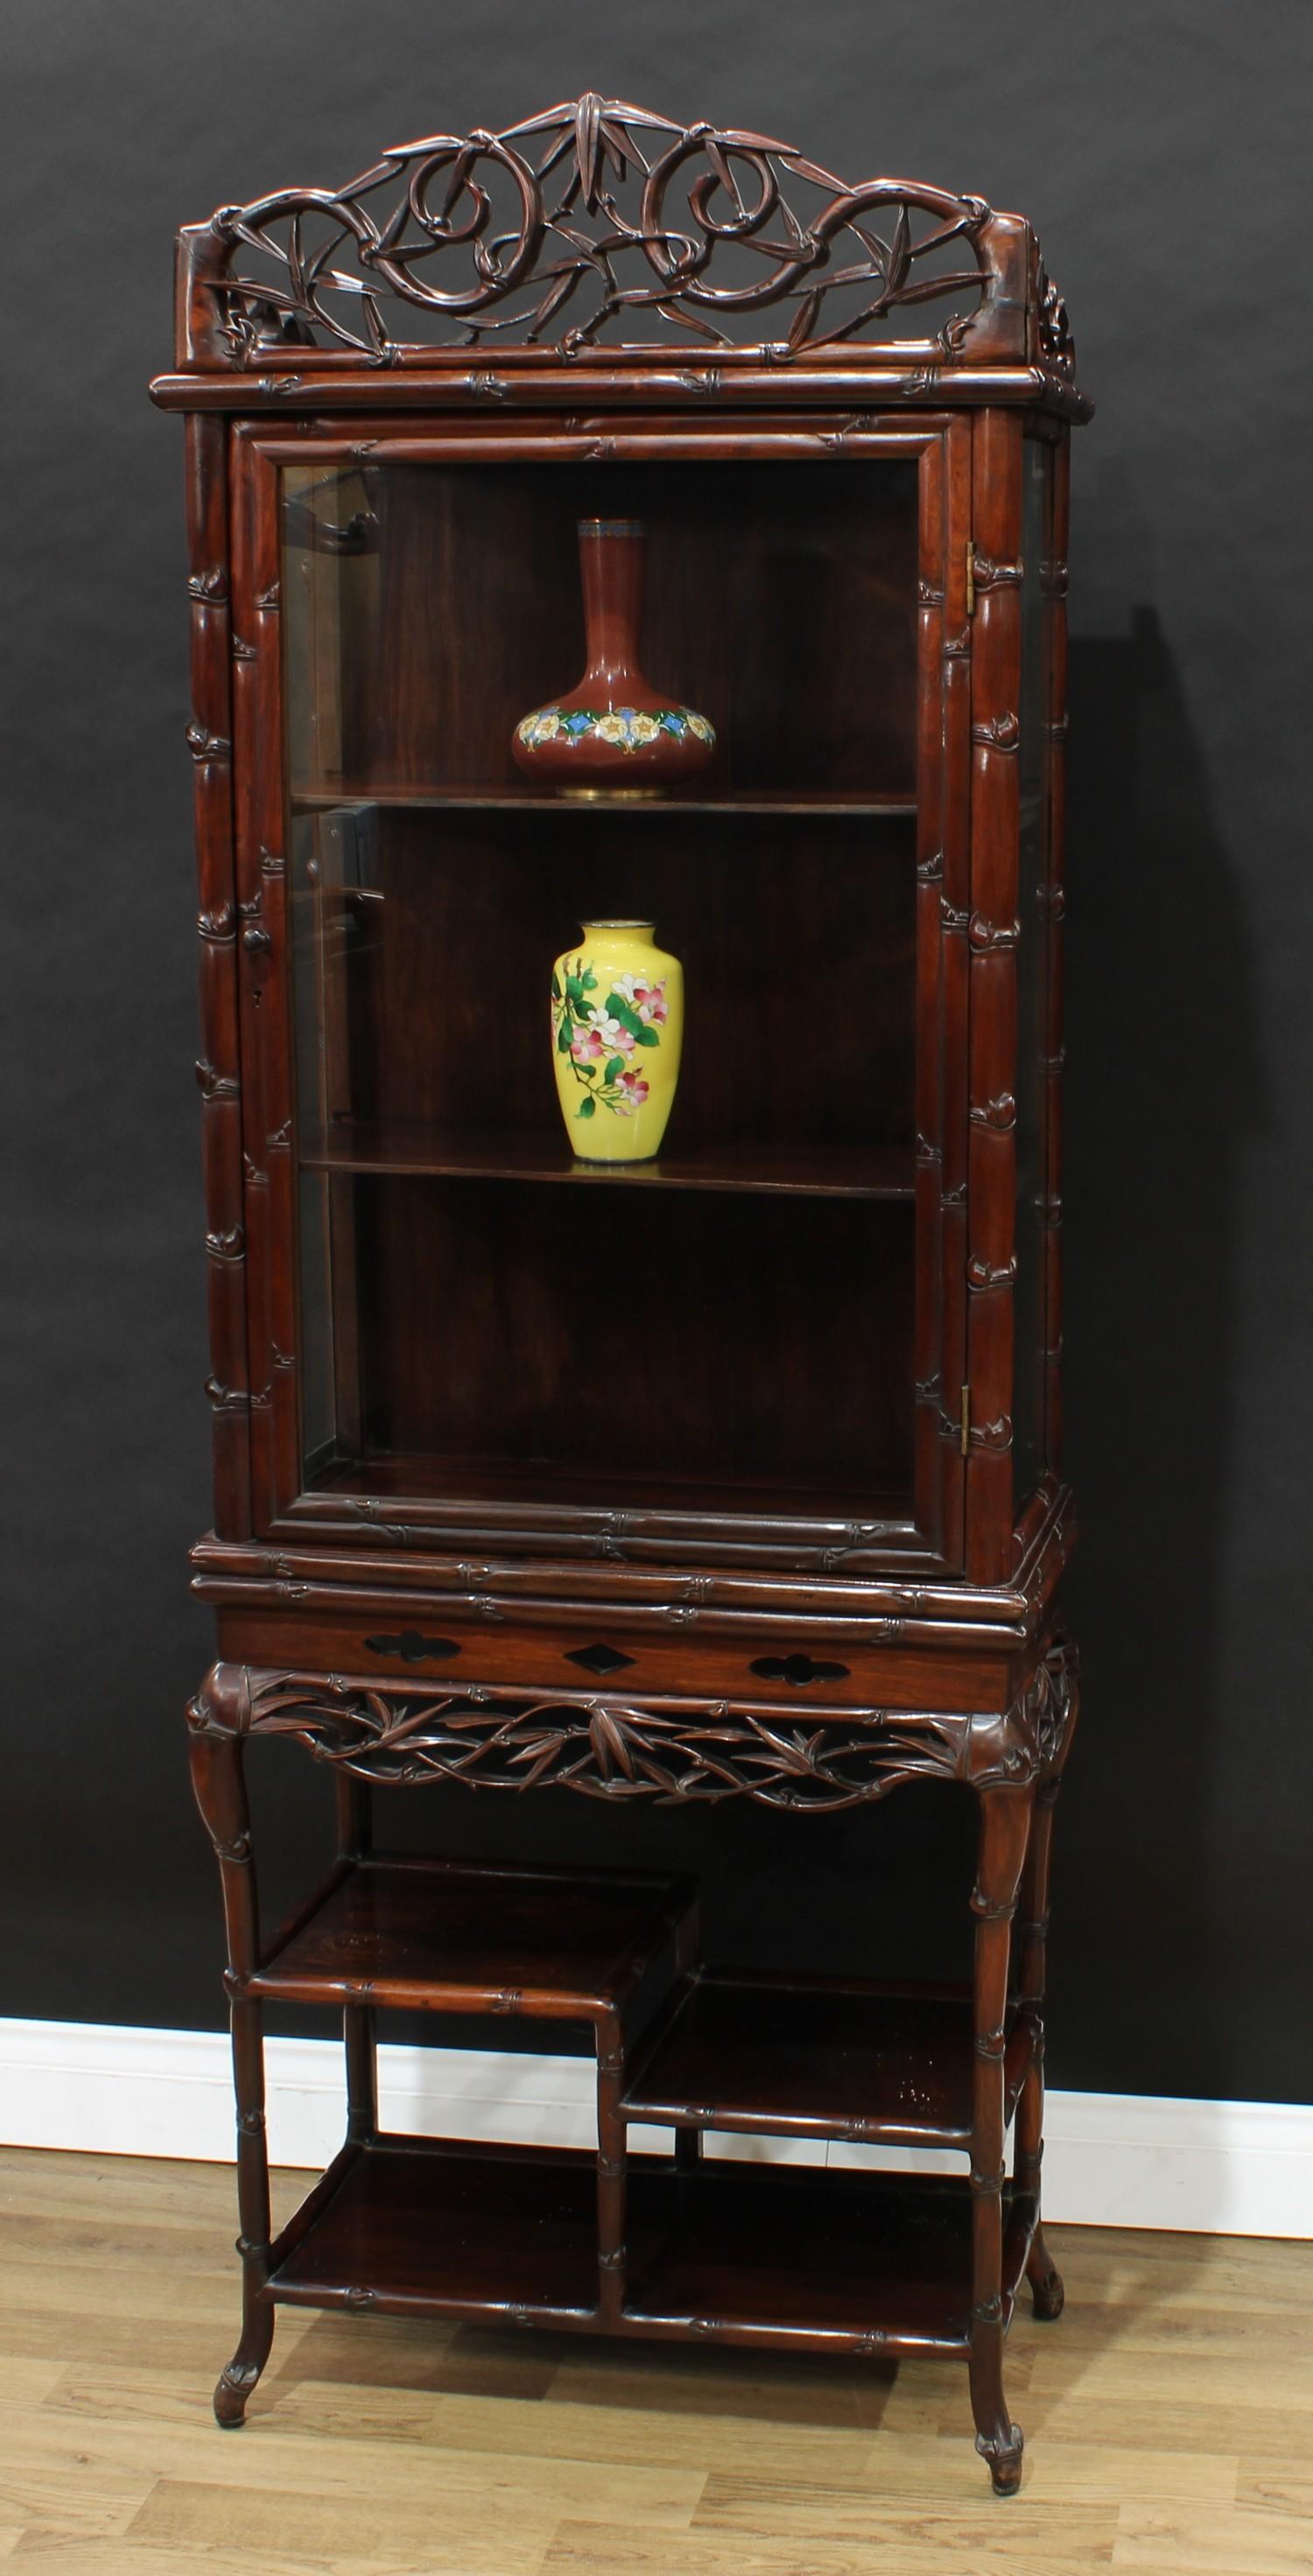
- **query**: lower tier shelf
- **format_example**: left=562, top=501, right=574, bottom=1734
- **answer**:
left=249, top=1855, right=696, bottom=2026
left=264, top=2137, right=1036, bottom=2356
left=624, top=1972, right=1035, bottom=2147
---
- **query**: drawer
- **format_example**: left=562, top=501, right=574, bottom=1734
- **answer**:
left=216, top=1604, right=1014, bottom=1717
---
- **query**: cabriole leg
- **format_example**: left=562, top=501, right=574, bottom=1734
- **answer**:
left=968, top=1782, right=1034, bottom=2496
left=671, top=1898, right=702, bottom=2174
left=343, top=2002, right=378, bottom=2144
left=596, top=2010, right=627, bottom=2329
left=1017, top=1774, right=1064, bottom=2319
left=1017, top=1642, right=1080, bottom=2323
left=336, top=1774, right=377, bottom=2143
left=218, top=1998, right=275, bottom=2425
left=188, top=1677, right=275, bottom=2426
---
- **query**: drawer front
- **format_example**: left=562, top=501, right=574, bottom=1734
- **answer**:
left=216, top=1605, right=1015, bottom=1717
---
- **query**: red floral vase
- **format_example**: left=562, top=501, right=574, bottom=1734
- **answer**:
left=513, top=517, right=715, bottom=796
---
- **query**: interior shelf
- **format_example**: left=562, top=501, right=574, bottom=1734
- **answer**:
left=301, top=1446, right=916, bottom=1531
left=624, top=1974, right=1033, bottom=2149
left=249, top=1856, right=696, bottom=2024
left=291, top=784, right=917, bottom=820
left=298, top=1123, right=916, bottom=1200
left=263, top=2138, right=1035, bottom=2354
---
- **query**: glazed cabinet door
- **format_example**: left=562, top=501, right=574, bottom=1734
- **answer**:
left=226, top=416, right=972, bottom=1575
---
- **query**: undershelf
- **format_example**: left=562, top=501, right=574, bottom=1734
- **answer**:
left=248, top=1856, right=695, bottom=2023
left=623, top=2155, right=1033, bottom=2351
left=298, top=1122, right=915, bottom=1200
left=267, top=2137, right=600, bottom=2326
left=264, top=2136, right=1036, bottom=2354
left=624, top=1973, right=1034, bottom=2150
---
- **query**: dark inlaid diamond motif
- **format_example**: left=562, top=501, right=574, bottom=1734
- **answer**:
left=565, top=1643, right=637, bottom=1678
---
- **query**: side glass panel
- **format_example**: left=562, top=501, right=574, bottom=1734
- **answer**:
left=1012, top=441, right=1055, bottom=1502
left=281, top=459, right=930, bottom=1535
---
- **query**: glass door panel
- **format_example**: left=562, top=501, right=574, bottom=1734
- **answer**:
left=282, top=454, right=936, bottom=1541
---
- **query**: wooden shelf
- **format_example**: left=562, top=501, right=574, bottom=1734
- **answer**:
left=302, top=1445, right=916, bottom=1534
left=267, top=2139, right=600, bottom=2327
left=623, top=2157, right=1034, bottom=2352
left=248, top=1856, right=696, bottom=2024
left=623, top=1974, right=1034, bottom=2149
left=263, top=2137, right=1035, bottom=2355
left=299, top=1122, right=916, bottom=1200
left=291, top=783, right=917, bottom=819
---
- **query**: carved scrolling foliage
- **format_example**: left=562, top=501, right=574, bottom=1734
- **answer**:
left=1028, top=1635, right=1078, bottom=1775
left=192, top=92, right=1050, bottom=366
left=187, top=1643, right=1078, bottom=1811
left=1036, top=262, right=1072, bottom=368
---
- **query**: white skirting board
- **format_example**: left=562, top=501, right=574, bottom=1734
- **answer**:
left=2, top=2016, right=1311, bottom=2240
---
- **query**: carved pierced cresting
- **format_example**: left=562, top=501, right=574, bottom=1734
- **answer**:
left=179, top=93, right=1072, bottom=371
left=186, top=1641, right=1078, bottom=1811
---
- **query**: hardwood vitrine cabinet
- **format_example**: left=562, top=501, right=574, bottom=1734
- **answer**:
left=153, top=95, right=1091, bottom=2495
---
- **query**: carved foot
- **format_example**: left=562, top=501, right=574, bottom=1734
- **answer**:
left=213, top=2309, right=274, bottom=2426
left=976, top=2424, right=1025, bottom=2495
left=970, top=2333, right=1023, bottom=2495
left=1027, top=2224, right=1065, bottom=2320
left=1030, top=2260, right=1064, bottom=2320
left=214, top=2361, right=257, bottom=2427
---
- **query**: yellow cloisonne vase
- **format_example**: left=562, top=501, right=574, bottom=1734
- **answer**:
left=550, top=921, right=684, bottom=1164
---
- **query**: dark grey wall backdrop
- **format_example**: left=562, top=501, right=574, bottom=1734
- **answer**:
left=4, top=0, right=1310, bottom=2101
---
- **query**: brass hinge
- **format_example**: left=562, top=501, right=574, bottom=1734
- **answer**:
left=965, top=543, right=976, bottom=616
left=960, top=1384, right=971, bottom=1457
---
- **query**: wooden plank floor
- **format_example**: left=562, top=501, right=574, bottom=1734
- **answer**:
left=2, top=2147, right=1310, bottom=2573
